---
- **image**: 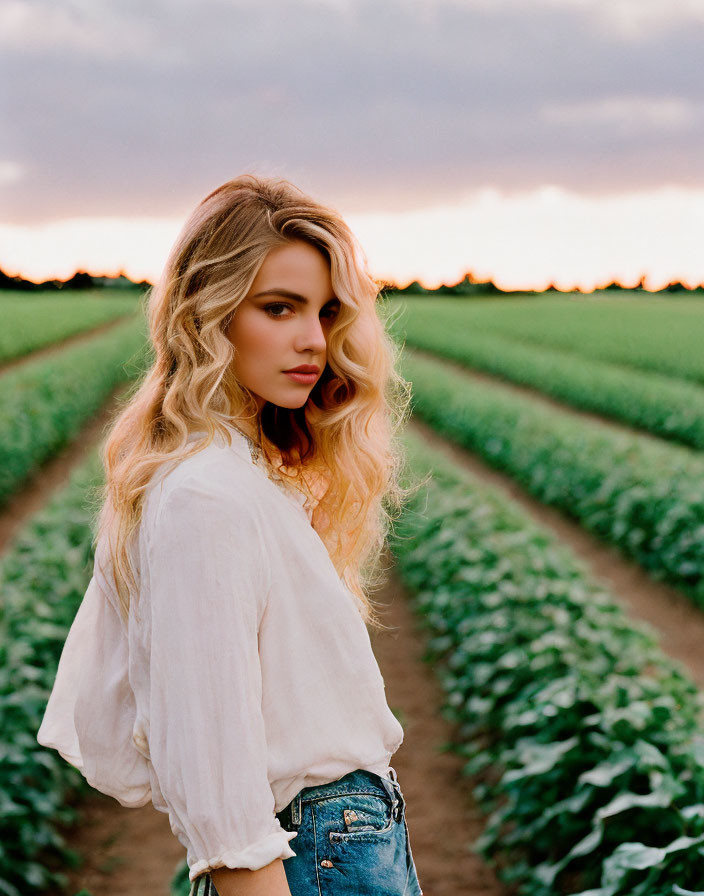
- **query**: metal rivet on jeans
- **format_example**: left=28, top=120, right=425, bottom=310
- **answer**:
left=320, top=859, right=334, bottom=868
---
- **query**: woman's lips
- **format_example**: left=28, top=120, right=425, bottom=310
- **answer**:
left=284, top=371, right=318, bottom=385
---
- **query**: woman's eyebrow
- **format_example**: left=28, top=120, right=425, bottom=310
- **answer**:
left=250, top=288, right=339, bottom=305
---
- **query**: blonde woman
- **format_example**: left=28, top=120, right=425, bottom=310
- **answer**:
left=38, top=175, right=423, bottom=896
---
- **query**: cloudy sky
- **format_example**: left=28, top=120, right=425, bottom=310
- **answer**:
left=2, top=0, right=703, bottom=289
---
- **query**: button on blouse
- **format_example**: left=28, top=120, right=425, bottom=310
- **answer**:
left=37, top=423, right=404, bottom=882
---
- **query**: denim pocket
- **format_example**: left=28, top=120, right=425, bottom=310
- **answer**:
left=324, top=792, right=397, bottom=843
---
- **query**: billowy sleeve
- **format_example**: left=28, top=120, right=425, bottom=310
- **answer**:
left=36, top=546, right=152, bottom=807
left=146, top=478, right=297, bottom=881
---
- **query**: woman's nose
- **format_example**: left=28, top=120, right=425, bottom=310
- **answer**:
left=295, top=313, right=327, bottom=353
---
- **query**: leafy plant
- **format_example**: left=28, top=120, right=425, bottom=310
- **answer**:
left=400, top=349, right=704, bottom=608
left=0, top=289, right=141, bottom=365
left=170, top=859, right=192, bottom=896
left=392, top=294, right=704, bottom=384
left=0, top=314, right=149, bottom=507
left=0, top=318, right=148, bottom=893
left=0, top=453, right=104, bottom=894
left=395, top=308, right=704, bottom=451
left=392, top=431, right=704, bottom=894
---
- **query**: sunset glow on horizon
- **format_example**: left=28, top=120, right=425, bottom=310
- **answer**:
left=2, top=0, right=703, bottom=296
left=2, top=185, right=703, bottom=294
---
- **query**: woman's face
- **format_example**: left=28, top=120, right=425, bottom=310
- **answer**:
left=226, top=239, right=340, bottom=411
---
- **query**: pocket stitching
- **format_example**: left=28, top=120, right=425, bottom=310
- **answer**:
left=325, top=793, right=397, bottom=842
left=303, top=786, right=388, bottom=804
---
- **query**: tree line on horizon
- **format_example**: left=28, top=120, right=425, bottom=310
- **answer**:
left=1, top=266, right=702, bottom=297
left=383, top=272, right=704, bottom=297
left=0, top=267, right=150, bottom=292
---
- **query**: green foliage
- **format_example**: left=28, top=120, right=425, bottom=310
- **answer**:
left=401, top=349, right=704, bottom=607
left=395, top=293, right=704, bottom=384
left=395, top=309, right=704, bottom=451
left=0, top=314, right=150, bottom=508
left=0, top=452, right=104, bottom=894
left=389, top=273, right=502, bottom=296
left=170, top=859, right=192, bottom=896
left=392, top=432, right=704, bottom=895
left=0, top=290, right=142, bottom=365
left=0, top=315, right=149, bottom=893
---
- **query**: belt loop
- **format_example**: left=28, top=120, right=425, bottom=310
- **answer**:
left=291, top=791, right=302, bottom=826
left=381, top=770, right=404, bottom=822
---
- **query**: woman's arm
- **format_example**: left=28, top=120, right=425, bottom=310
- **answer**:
left=146, top=479, right=297, bottom=881
left=210, top=858, right=292, bottom=896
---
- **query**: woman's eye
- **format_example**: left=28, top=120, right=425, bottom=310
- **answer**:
left=321, top=305, right=340, bottom=321
left=265, top=303, right=292, bottom=318
left=264, top=301, right=339, bottom=320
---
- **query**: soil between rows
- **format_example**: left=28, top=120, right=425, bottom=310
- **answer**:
left=0, top=312, right=140, bottom=377
left=0, top=382, right=131, bottom=553
left=407, top=345, right=697, bottom=447
left=410, top=416, right=704, bottom=689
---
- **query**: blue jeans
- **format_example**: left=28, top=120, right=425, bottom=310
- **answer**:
left=190, top=767, right=423, bottom=895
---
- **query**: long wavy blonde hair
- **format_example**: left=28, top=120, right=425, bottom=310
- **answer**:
left=96, top=174, right=412, bottom=631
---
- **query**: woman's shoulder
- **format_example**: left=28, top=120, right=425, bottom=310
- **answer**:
left=143, top=429, right=265, bottom=525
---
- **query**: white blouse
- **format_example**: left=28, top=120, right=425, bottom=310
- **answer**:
left=37, top=424, right=404, bottom=881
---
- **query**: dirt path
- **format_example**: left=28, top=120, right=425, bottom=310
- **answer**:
left=371, top=562, right=506, bottom=896
left=51, top=794, right=186, bottom=896
left=0, top=382, right=132, bottom=553
left=0, top=312, right=139, bottom=377
left=410, top=417, right=704, bottom=689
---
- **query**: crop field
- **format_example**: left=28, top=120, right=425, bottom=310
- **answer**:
left=399, top=349, right=704, bottom=605
left=0, top=314, right=149, bottom=507
left=393, top=432, right=704, bottom=895
left=4, top=287, right=704, bottom=895
left=0, top=289, right=142, bottom=365
left=0, top=291, right=149, bottom=894
left=0, top=453, right=103, bottom=894
left=393, top=292, right=704, bottom=384
left=386, top=291, right=704, bottom=892
left=392, top=312, right=704, bottom=450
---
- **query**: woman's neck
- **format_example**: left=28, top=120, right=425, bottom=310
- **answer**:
left=229, top=417, right=260, bottom=445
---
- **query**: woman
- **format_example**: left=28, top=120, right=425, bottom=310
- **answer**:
left=37, top=174, right=423, bottom=896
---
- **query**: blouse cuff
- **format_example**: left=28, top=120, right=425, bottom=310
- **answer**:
left=188, top=827, right=298, bottom=882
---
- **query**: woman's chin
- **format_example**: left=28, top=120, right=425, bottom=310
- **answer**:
left=266, top=393, right=312, bottom=410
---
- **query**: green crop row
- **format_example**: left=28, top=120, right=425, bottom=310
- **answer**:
left=392, top=431, right=704, bottom=896
left=0, top=313, right=150, bottom=508
left=0, top=289, right=142, bottom=366
left=401, top=349, right=704, bottom=608
left=394, top=313, right=704, bottom=451
left=0, top=451, right=103, bottom=895
left=393, top=294, right=704, bottom=384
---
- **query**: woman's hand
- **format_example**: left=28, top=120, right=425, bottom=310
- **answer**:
left=210, top=857, right=293, bottom=896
